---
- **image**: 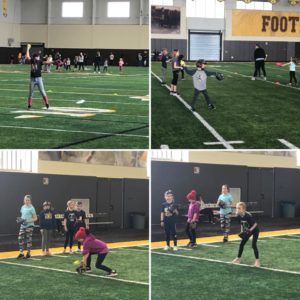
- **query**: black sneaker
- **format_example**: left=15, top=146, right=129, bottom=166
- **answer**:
left=191, top=107, right=196, bottom=112
left=107, top=270, right=118, bottom=277
left=28, top=105, right=31, bottom=109
left=223, top=238, right=228, bottom=243
left=24, top=252, right=31, bottom=259
left=161, top=82, right=166, bottom=85
left=17, top=253, right=24, bottom=259
left=208, top=104, right=216, bottom=110
left=46, top=104, right=49, bottom=109
left=192, top=243, right=198, bottom=248
left=86, top=267, right=91, bottom=273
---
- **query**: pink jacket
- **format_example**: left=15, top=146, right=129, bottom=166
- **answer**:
left=82, top=234, right=109, bottom=255
left=187, top=201, right=200, bottom=223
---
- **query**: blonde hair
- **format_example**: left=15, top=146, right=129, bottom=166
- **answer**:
left=67, top=200, right=75, bottom=210
left=236, top=202, right=246, bottom=210
left=24, top=195, right=32, bottom=201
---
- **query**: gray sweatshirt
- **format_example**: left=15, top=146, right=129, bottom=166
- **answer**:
left=185, top=67, right=216, bottom=91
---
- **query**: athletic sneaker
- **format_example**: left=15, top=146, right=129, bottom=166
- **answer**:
left=186, top=242, right=192, bottom=247
left=208, top=104, right=216, bottom=110
left=76, top=248, right=81, bottom=253
left=163, top=246, right=171, bottom=251
left=192, top=243, right=198, bottom=248
left=223, top=237, right=228, bottom=243
left=107, top=270, right=118, bottom=277
left=173, top=246, right=178, bottom=251
left=27, top=105, right=31, bottom=109
left=46, top=104, right=49, bottom=109
left=86, top=267, right=92, bottom=273
left=69, top=249, right=73, bottom=254
left=251, top=77, right=256, bottom=80
left=17, top=253, right=24, bottom=259
left=263, top=77, right=267, bottom=81
left=191, top=107, right=196, bottom=112
left=24, top=252, right=31, bottom=259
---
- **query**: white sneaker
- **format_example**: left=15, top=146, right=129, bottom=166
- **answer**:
left=76, top=248, right=81, bottom=253
left=163, top=246, right=170, bottom=251
left=173, top=246, right=178, bottom=251
left=69, top=250, right=73, bottom=254
left=251, top=77, right=255, bottom=80
left=263, top=77, right=267, bottom=81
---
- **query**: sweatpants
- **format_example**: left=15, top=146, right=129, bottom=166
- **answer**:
left=238, top=230, right=259, bottom=259
left=18, top=226, right=34, bottom=253
left=41, top=229, right=51, bottom=251
left=191, top=88, right=212, bottom=109
left=86, top=252, right=112, bottom=273
left=164, top=217, right=177, bottom=247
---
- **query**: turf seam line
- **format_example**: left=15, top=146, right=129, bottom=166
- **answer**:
left=151, top=71, right=234, bottom=149
left=151, top=251, right=300, bottom=275
left=53, top=124, right=149, bottom=148
left=0, top=261, right=149, bottom=286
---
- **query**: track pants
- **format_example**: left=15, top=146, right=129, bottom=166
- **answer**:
left=238, top=230, right=259, bottom=259
left=18, top=226, right=34, bottom=252
left=220, top=214, right=231, bottom=238
left=164, top=217, right=177, bottom=246
left=191, top=88, right=212, bottom=108
left=86, top=252, right=112, bottom=273
left=41, top=229, right=51, bottom=251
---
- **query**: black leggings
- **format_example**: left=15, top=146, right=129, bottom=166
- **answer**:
left=94, top=62, right=100, bottom=71
left=87, top=253, right=112, bottom=273
left=185, top=222, right=197, bottom=243
left=64, top=228, right=75, bottom=249
left=254, top=60, right=266, bottom=77
left=290, top=71, right=297, bottom=84
left=172, top=71, right=179, bottom=85
left=164, top=218, right=177, bottom=246
left=238, top=230, right=259, bottom=259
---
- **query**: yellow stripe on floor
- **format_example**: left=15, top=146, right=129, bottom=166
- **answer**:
left=151, top=228, right=300, bottom=248
left=0, top=240, right=149, bottom=259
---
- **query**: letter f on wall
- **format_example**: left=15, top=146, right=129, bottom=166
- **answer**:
left=262, top=16, right=271, bottom=32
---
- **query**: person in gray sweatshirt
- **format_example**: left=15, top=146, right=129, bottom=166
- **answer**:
left=184, top=59, right=224, bottom=111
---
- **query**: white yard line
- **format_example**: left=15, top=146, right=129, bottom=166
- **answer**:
left=152, top=251, right=300, bottom=275
left=265, top=236, right=300, bottom=242
left=0, top=125, right=148, bottom=139
left=0, top=261, right=148, bottom=286
left=204, top=141, right=244, bottom=145
left=278, top=139, right=298, bottom=149
left=152, top=71, right=234, bottom=149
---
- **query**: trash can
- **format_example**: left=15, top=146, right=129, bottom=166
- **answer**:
left=280, top=201, right=296, bottom=218
left=129, top=212, right=145, bottom=229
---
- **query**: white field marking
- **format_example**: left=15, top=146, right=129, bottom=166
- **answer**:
left=210, top=66, right=300, bottom=91
left=152, top=71, right=234, bottom=149
left=27, top=257, right=41, bottom=261
left=265, top=236, right=300, bottom=242
left=129, top=95, right=150, bottom=101
left=177, top=247, right=193, bottom=251
left=151, top=251, right=300, bottom=275
left=0, top=125, right=149, bottom=138
left=51, top=254, right=70, bottom=258
left=278, top=139, right=298, bottom=149
left=42, top=107, right=115, bottom=113
left=0, top=261, right=148, bottom=286
left=0, top=87, right=147, bottom=98
left=76, top=99, right=86, bottom=104
left=201, top=244, right=221, bottom=248
left=204, top=141, right=244, bottom=145
left=118, top=248, right=149, bottom=253
left=15, top=115, right=44, bottom=119
left=288, top=235, right=300, bottom=238
left=12, top=110, right=97, bottom=118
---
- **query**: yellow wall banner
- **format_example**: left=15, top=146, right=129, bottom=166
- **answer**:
left=232, top=10, right=300, bottom=37
left=2, top=0, right=8, bottom=17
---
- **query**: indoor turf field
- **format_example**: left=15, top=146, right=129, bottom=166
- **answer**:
left=151, top=230, right=300, bottom=300
left=0, top=245, right=149, bottom=300
left=151, top=61, right=300, bottom=149
left=0, top=65, right=149, bottom=149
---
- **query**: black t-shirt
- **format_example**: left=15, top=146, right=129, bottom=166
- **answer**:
left=30, top=58, right=42, bottom=78
left=76, top=210, right=86, bottom=227
left=237, top=212, right=259, bottom=233
left=94, top=56, right=101, bottom=64
left=161, top=55, right=167, bottom=68
left=161, top=201, right=178, bottom=218
left=64, top=209, right=77, bottom=229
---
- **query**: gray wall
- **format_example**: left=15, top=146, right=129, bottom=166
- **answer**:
left=152, top=38, right=187, bottom=56
left=0, top=171, right=148, bottom=234
left=151, top=161, right=300, bottom=225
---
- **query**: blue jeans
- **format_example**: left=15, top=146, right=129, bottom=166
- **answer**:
left=28, top=77, right=46, bottom=98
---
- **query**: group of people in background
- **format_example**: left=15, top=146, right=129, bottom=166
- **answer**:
left=16, top=195, right=117, bottom=276
left=160, top=185, right=261, bottom=267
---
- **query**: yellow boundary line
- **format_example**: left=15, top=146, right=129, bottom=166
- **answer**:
left=0, top=239, right=149, bottom=259
left=151, top=228, right=300, bottom=248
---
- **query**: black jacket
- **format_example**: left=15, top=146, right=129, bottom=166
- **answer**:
left=254, top=48, right=266, bottom=61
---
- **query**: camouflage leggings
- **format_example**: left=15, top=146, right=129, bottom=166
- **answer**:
left=18, top=226, right=34, bottom=252
left=220, top=214, right=231, bottom=237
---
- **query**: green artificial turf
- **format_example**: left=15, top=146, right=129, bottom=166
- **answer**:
left=151, top=62, right=300, bottom=149
left=151, top=235, right=300, bottom=300
left=0, top=247, right=149, bottom=300
left=0, top=65, right=149, bottom=149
